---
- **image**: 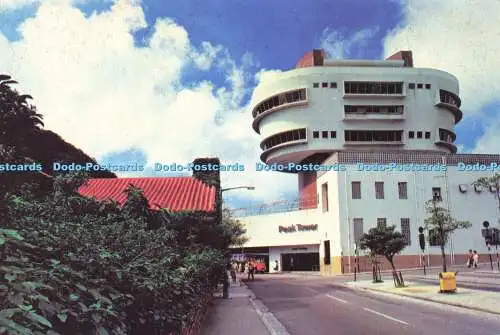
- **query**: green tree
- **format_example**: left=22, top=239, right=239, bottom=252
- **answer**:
left=424, top=200, right=471, bottom=272
left=359, top=225, right=408, bottom=287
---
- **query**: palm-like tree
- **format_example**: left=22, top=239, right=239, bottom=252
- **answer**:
left=0, top=74, right=44, bottom=158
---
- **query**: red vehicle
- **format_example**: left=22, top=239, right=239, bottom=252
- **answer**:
left=254, top=259, right=266, bottom=273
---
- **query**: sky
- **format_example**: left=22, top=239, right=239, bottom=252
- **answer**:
left=0, top=0, right=499, bottom=210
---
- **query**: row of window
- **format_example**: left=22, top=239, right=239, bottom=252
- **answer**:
left=351, top=181, right=408, bottom=199
left=312, top=130, right=337, bottom=139
left=345, top=81, right=404, bottom=95
left=344, top=105, right=404, bottom=115
left=459, top=184, right=498, bottom=193
left=409, top=131, right=431, bottom=139
left=253, top=88, right=307, bottom=118
left=408, top=83, right=431, bottom=89
left=353, top=218, right=411, bottom=245
left=260, top=128, right=306, bottom=151
left=438, top=128, right=456, bottom=143
left=439, top=89, right=461, bottom=108
left=345, top=130, right=403, bottom=142
left=262, top=128, right=455, bottom=152
left=313, top=82, right=337, bottom=88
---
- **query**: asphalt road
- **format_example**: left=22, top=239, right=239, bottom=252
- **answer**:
left=244, top=276, right=500, bottom=335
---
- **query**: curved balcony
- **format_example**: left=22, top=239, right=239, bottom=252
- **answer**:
left=435, top=141, right=457, bottom=153
left=260, top=140, right=308, bottom=164
left=436, top=102, right=463, bottom=124
left=252, top=88, right=308, bottom=134
left=260, top=128, right=308, bottom=163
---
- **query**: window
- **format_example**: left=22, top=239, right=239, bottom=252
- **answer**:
left=313, top=131, right=319, bottom=138
left=425, top=84, right=431, bottom=89
left=322, top=82, right=328, bottom=88
left=398, top=182, right=408, bottom=199
left=408, top=83, right=415, bottom=89
left=330, top=82, right=337, bottom=88
left=330, top=131, right=336, bottom=138
left=417, top=83, right=423, bottom=89
left=324, top=240, right=331, bottom=264
left=344, top=105, right=404, bottom=115
left=432, top=187, right=442, bottom=201
left=344, top=81, right=403, bottom=95
left=322, top=183, right=329, bottom=212
left=353, top=218, right=364, bottom=244
left=439, top=89, right=461, bottom=108
left=322, top=131, right=328, bottom=138
left=344, top=130, right=403, bottom=142
left=261, top=128, right=307, bottom=151
left=417, top=131, right=423, bottom=139
left=375, top=182, right=384, bottom=199
left=409, top=131, right=415, bottom=139
left=377, top=218, right=387, bottom=229
left=313, top=83, right=319, bottom=88
left=438, top=128, right=456, bottom=143
left=352, top=181, right=361, bottom=199
left=425, top=131, right=431, bottom=139
left=253, top=88, right=307, bottom=117
left=401, top=218, right=411, bottom=245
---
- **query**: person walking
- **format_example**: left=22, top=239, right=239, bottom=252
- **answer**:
left=247, top=258, right=255, bottom=281
left=473, top=250, right=479, bottom=268
left=467, top=249, right=473, bottom=268
left=230, top=261, right=237, bottom=283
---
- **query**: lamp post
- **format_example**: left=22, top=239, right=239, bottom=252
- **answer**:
left=221, top=185, right=255, bottom=299
left=481, top=221, right=494, bottom=271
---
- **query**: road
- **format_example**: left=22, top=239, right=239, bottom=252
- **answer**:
left=244, top=275, right=500, bottom=335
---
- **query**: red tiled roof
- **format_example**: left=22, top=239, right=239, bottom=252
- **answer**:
left=78, top=177, right=216, bottom=212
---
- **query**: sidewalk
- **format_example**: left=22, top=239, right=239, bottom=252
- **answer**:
left=345, top=279, right=500, bottom=315
left=201, top=279, right=289, bottom=335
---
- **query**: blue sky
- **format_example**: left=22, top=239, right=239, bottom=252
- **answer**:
left=0, top=0, right=499, bottom=210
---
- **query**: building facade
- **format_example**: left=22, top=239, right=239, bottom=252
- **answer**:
left=234, top=50, right=500, bottom=275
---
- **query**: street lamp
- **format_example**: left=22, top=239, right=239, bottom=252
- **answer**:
left=220, top=185, right=254, bottom=299
left=222, top=186, right=255, bottom=192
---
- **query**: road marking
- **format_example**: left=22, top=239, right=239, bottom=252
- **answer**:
left=362, top=308, right=408, bottom=325
left=326, top=294, right=348, bottom=304
left=306, top=287, right=318, bottom=293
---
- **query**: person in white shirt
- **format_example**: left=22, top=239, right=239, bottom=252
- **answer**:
left=473, top=250, right=479, bottom=268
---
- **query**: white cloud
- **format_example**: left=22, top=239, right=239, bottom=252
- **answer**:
left=0, top=0, right=38, bottom=12
left=320, top=26, right=379, bottom=59
left=0, top=0, right=296, bottom=202
left=383, top=0, right=500, bottom=154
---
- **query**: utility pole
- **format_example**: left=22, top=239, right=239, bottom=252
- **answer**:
left=419, top=226, right=426, bottom=276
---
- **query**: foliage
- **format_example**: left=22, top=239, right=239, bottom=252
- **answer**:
left=0, top=173, right=236, bottom=334
left=424, top=200, right=471, bottom=272
left=0, top=74, right=115, bottom=178
left=359, top=225, right=407, bottom=287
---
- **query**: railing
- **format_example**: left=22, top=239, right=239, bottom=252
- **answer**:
left=229, top=196, right=318, bottom=217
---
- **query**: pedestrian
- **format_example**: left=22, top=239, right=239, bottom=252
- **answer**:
left=473, top=250, right=479, bottom=268
left=274, top=259, right=279, bottom=272
left=230, top=261, right=237, bottom=283
left=247, top=258, right=255, bottom=280
left=467, top=249, right=473, bottom=268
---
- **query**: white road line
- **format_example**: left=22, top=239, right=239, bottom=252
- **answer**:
left=306, top=287, right=318, bottom=293
left=362, top=308, right=408, bottom=325
left=326, top=294, right=348, bottom=304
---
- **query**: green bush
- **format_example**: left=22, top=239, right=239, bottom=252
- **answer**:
left=0, top=174, right=235, bottom=334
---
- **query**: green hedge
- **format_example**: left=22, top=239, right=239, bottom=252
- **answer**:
left=0, top=175, right=234, bottom=334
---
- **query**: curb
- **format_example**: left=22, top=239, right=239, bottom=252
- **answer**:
left=240, top=282, right=290, bottom=335
left=348, top=284, right=500, bottom=316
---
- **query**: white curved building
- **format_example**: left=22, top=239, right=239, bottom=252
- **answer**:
left=232, top=50, right=500, bottom=276
left=251, top=50, right=461, bottom=167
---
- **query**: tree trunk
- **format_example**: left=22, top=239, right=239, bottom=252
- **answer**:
left=388, top=257, right=401, bottom=287
left=440, top=244, right=447, bottom=272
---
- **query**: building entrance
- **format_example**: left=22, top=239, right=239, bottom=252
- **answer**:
left=281, top=252, right=320, bottom=271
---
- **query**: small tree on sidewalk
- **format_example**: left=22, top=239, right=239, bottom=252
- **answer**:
left=359, top=225, right=408, bottom=287
left=424, top=200, right=471, bottom=272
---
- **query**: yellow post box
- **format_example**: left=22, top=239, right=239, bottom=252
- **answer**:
left=439, top=272, right=457, bottom=293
